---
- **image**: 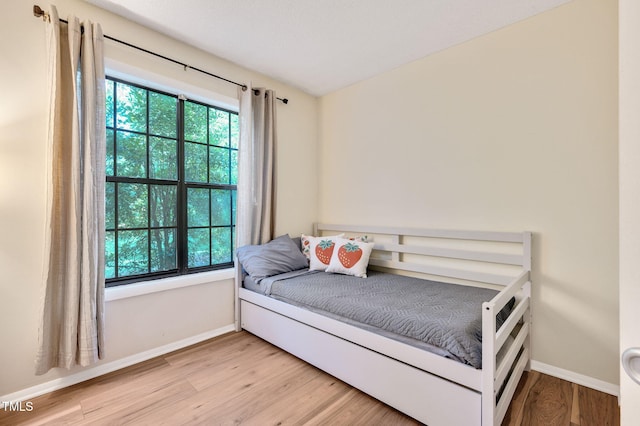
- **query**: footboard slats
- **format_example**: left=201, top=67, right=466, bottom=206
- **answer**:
left=496, top=347, right=530, bottom=424
left=486, top=270, right=530, bottom=313
left=496, top=296, right=530, bottom=352
left=496, top=321, right=530, bottom=388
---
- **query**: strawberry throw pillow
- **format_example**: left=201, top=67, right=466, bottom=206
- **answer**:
left=308, top=236, right=345, bottom=271
left=301, top=233, right=343, bottom=261
left=301, top=233, right=368, bottom=260
left=326, top=238, right=375, bottom=278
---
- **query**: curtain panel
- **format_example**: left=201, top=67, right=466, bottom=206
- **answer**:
left=236, top=85, right=277, bottom=247
left=36, top=6, right=106, bottom=375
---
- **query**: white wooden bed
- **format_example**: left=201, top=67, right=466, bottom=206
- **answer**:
left=235, top=224, right=532, bottom=426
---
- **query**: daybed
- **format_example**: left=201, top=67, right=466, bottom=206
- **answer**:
left=235, top=224, right=532, bottom=426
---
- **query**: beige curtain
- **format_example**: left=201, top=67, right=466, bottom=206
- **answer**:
left=236, top=85, right=277, bottom=247
left=36, top=6, right=106, bottom=375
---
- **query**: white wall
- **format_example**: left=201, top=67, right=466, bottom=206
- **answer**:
left=319, top=0, right=619, bottom=387
left=0, top=0, right=318, bottom=398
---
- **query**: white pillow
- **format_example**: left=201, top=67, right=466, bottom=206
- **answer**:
left=326, top=238, right=375, bottom=278
left=308, top=235, right=343, bottom=271
left=301, top=233, right=343, bottom=260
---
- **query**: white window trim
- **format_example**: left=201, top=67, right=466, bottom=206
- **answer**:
left=105, top=268, right=235, bottom=302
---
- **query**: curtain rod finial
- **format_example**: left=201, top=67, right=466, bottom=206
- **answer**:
left=33, top=5, right=50, bottom=22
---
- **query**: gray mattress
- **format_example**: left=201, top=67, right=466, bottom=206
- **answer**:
left=244, top=269, right=512, bottom=369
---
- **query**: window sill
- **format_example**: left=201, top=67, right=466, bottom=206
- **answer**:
left=105, top=268, right=236, bottom=302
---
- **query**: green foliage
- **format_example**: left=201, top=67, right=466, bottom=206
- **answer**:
left=149, top=92, right=177, bottom=138
left=188, top=188, right=210, bottom=227
left=185, top=101, right=207, bottom=143
left=209, top=109, right=229, bottom=147
left=149, top=137, right=177, bottom=180
left=118, top=230, right=149, bottom=276
left=106, top=129, right=114, bottom=176
left=211, top=190, right=231, bottom=226
left=116, top=83, right=146, bottom=132
left=116, top=131, right=146, bottom=178
left=188, top=228, right=210, bottom=268
left=209, top=146, right=230, bottom=184
left=185, top=141, right=208, bottom=182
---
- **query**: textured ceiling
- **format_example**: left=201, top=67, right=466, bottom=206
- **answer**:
left=86, top=0, right=571, bottom=96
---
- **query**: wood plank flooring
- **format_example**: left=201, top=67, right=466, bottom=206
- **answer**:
left=0, top=331, right=619, bottom=426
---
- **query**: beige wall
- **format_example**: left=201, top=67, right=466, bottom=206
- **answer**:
left=319, top=0, right=619, bottom=386
left=0, top=0, right=318, bottom=397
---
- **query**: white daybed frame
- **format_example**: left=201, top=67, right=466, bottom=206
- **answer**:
left=235, top=224, right=532, bottom=426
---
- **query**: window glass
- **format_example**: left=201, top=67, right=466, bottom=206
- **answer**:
left=105, top=78, right=237, bottom=285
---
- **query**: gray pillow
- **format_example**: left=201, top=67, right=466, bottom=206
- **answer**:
left=236, top=234, right=309, bottom=283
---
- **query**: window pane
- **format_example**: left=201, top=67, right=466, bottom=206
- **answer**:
left=209, top=146, right=230, bottom=184
left=118, top=183, right=148, bottom=229
left=187, top=188, right=209, bottom=227
left=209, top=109, right=229, bottom=147
left=230, top=149, right=238, bottom=185
left=106, top=182, right=115, bottom=230
left=188, top=228, right=210, bottom=268
left=211, top=189, right=231, bottom=226
left=116, top=131, right=147, bottom=178
left=118, top=230, right=149, bottom=276
left=105, top=231, right=116, bottom=279
left=231, top=226, right=236, bottom=256
left=106, top=128, right=114, bottom=176
left=106, top=79, right=114, bottom=128
left=149, top=137, right=177, bottom=180
left=184, top=101, right=207, bottom=143
left=211, top=227, right=232, bottom=264
left=150, top=185, right=177, bottom=227
left=230, top=114, right=239, bottom=149
left=149, top=92, right=177, bottom=138
left=231, top=189, right=237, bottom=226
left=151, top=228, right=176, bottom=272
left=116, top=83, right=147, bottom=132
left=185, top=142, right=208, bottom=182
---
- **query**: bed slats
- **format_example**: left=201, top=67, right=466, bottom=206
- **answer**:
left=495, top=321, right=530, bottom=388
left=373, top=242, right=525, bottom=266
left=315, top=223, right=526, bottom=243
left=496, top=347, right=530, bottom=424
left=369, top=258, right=515, bottom=286
left=317, top=224, right=531, bottom=289
left=496, top=296, right=530, bottom=352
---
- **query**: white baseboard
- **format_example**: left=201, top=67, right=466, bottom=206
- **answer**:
left=530, top=360, right=620, bottom=397
left=1, top=324, right=235, bottom=403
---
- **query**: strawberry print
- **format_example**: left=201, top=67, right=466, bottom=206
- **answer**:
left=315, top=239, right=335, bottom=265
left=338, top=242, right=363, bottom=268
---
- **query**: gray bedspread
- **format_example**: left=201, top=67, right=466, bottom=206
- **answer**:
left=249, top=269, right=512, bottom=369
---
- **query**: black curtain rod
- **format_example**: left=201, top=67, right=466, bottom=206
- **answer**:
left=33, top=5, right=289, bottom=104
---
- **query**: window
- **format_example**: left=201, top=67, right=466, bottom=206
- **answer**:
left=105, top=77, right=238, bottom=286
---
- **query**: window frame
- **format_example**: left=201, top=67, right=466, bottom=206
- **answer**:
left=105, top=76, right=238, bottom=288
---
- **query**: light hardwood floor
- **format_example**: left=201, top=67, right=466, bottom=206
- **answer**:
left=0, top=331, right=619, bottom=425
